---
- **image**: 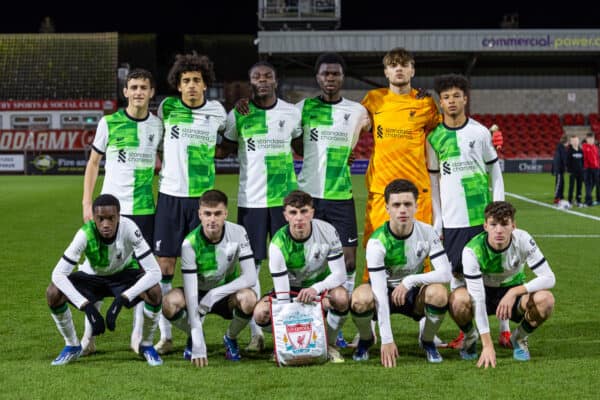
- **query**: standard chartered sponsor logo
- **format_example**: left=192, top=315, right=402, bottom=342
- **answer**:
left=126, top=151, right=154, bottom=163
left=383, top=126, right=412, bottom=139
left=445, top=160, right=476, bottom=174
left=251, top=137, right=287, bottom=150
left=319, top=129, right=349, bottom=142
left=180, top=127, right=213, bottom=142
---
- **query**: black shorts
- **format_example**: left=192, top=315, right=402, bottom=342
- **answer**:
left=122, top=214, right=154, bottom=248
left=443, top=225, right=484, bottom=275
left=484, top=286, right=524, bottom=322
left=179, top=287, right=234, bottom=320
left=153, top=192, right=200, bottom=257
left=386, top=286, right=422, bottom=321
left=68, top=269, right=145, bottom=305
left=313, top=198, right=358, bottom=247
left=238, top=206, right=286, bottom=261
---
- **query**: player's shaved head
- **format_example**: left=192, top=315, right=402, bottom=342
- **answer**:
left=248, top=61, right=277, bottom=79
left=314, top=52, right=347, bottom=75
left=93, top=194, right=120, bottom=213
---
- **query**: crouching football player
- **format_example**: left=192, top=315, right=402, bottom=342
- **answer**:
left=252, top=190, right=349, bottom=363
left=448, top=201, right=556, bottom=367
left=46, top=194, right=163, bottom=366
left=161, top=190, right=257, bottom=367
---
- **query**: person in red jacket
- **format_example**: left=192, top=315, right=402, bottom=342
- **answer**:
left=582, top=132, right=600, bottom=206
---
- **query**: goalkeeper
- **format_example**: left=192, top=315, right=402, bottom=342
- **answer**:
left=45, top=194, right=163, bottom=366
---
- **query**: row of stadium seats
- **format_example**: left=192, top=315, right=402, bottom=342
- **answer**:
left=472, top=112, right=598, bottom=127
left=589, top=113, right=600, bottom=135
left=352, top=113, right=600, bottom=160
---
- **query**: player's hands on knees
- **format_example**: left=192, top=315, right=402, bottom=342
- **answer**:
left=496, top=292, right=516, bottom=321
left=82, top=302, right=105, bottom=336
left=380, top=342, right=398, bottom=368
left=235, top=97, right=250, bottom=115
left=477, top=346, right=496, bottom=369
left=391, top=284, right=408, bottom=307
left=106, top=295, right=130, bottom=331
left=297, top=287, right=318, bottom=303
left=192, top=357, right=208, bottom=368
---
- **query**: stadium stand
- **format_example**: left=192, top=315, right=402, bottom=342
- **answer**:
left=0, top=33, right=118, bottom=100
left=589, top=113, right=600, bottom=135
left=350, top=113, right=571, bottom=160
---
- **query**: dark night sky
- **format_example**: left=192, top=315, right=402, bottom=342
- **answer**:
left=1, top=1, right=599, bottom=34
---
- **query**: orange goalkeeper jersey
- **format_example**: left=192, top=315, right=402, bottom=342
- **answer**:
left=361, top=88, right=441, bottom=194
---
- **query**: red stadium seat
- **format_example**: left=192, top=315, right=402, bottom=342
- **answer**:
left=563, top=113, right=574, bottom=125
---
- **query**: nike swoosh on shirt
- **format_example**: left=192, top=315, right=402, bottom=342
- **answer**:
left=347, top=238, right=358, bottom=243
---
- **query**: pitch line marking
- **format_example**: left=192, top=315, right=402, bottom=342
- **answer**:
left=506, top=192, right=600, bottom=222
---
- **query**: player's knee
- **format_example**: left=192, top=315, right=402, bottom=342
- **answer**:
left=424, top=284, right=448, bottom=308
left=448, top=288, right=472, bottom=318
left=236, top=288, right=257, bottom=315
left=253, top=300, right=270, bottom=326
left=144, top=284, right=162, bottom=307
left=46, top=283, right=63, bottom=307
left=345, top=258, right=356, bottom=274
left=161, top=290, right=181, bottom=319
left=351, top=285, right=374, bottom=314
left=329, top=287, right=349, bottom=312
left=530, top=290, right=555, bottom=321
left=157, top=257, right=176, bottom=275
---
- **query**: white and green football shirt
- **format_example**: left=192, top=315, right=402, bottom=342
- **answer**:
left=181, top=221, right=255, bottom=359
left=92, top=109, right=163, bottom=215
left=158, top=97, right=227, bottom=197
left=463, top=229, right=555, bottom=334
left=224, top=99, right=302, bottom=208
left=181, top=221, right=254, bottom=292
left=52, top=217, right=161, bottom=309
left=366, top=220, right=451, bottom=344
left=427, top=118, right=499, bottom=228
left=366, top=221, right=449, bottom=289
left=269, top=218, right=344, bottom=294
left=296, top=97, right=367, bottom=200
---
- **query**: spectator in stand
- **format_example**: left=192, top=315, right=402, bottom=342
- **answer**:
left=566, top=134, right=584, bottom=207
left=552, top=135, right=568, bottom=204
left=582, top=132, right=600, bottom=206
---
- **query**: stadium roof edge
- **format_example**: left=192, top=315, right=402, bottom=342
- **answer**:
left=257, top=29, right=600, bottom=54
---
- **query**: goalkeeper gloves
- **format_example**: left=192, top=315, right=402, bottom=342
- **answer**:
left=82, top=302, right=105, bottom=336
left=415, top=87, right=431, bottom=99
left=106, top=295, right=131, bottom=331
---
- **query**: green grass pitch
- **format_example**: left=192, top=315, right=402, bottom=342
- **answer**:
left=1, top=173, right=599, bottom=399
